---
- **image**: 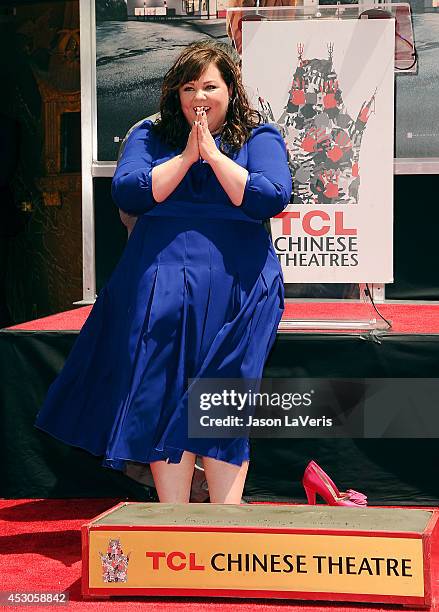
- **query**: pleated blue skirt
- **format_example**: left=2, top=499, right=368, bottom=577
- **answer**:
left=34, top=214, right=284, bottom=471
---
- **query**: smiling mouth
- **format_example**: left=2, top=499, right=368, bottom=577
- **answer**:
left=193, top=106, right=211, bottom=114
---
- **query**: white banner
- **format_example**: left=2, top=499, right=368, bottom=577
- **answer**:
left=242, top=19, right=394, bottom=283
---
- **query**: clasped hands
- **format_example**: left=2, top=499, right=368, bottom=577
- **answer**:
left=182, top=109, right=222, bottom=167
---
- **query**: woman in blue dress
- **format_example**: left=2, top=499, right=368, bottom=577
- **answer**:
left=34, top=41, right=292, bottom=504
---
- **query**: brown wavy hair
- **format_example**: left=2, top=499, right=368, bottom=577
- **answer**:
left=153, top=40, right=262, bottom=155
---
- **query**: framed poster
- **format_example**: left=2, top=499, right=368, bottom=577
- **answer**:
left=92, top=1, right=438, bottom=167
left=242, top=19, right=394, bottom=282
left=394, top=1, right=439, bottom=161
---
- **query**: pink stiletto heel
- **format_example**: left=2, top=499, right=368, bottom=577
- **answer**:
left=304, top=485, right=316, bottom=505
left=302, top=460, right=367, bottom=507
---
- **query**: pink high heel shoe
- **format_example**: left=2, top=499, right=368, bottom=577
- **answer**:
left=302, top=460, right=367, bottom=507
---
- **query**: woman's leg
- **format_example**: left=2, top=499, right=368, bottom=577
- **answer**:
left=150, top=451, right=196, bottom=502
left=202, top=456, right=249, bottom=504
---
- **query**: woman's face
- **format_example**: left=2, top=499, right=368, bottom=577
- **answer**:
left=179, top=62, right=232, bottom=135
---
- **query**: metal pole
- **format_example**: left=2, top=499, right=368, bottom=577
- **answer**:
left=77, top=0, right=97, bottom=305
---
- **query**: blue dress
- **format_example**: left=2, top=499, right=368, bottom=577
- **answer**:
left=34, top=120, right=292, bottom=471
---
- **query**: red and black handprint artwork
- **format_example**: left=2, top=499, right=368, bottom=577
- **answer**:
left=99, top=538, right=130, bottom=583
left=258, top=43, right=377, bottom=206
left=326, top=130, right=352, bottom=163
left=317, top=169, right=340, bottom=201
left=300, top=127, right=328, bottom=153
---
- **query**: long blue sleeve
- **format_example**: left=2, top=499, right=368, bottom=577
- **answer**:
left=111, top=120, right=157, bottom=215
left=239, top=124, right=292, bottom=221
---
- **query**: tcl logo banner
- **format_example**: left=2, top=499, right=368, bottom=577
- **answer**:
left=89, top=530, right=424, bottom=596
left=242, top=19, right=394, bottom=283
